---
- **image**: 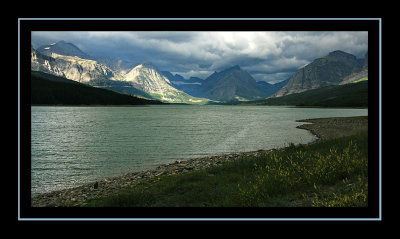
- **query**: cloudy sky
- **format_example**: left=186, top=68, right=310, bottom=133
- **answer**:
left=31, top=31, right=368, bottom=84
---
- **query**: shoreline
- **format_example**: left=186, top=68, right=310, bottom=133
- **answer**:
left=31, top=148, right=280, bottom=207
left=31, top=115, right=368, bottom=207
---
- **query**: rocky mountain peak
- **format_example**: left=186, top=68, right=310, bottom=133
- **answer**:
left=126, top=62, right=172, bottom=90
left=272, top=50, right=364, bottom=97
left=37, top=41, right=91, bottom=60
left=201, top=65, right=268, bottom=101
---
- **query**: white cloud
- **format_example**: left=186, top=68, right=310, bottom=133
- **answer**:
left=171, top=70, right=213, bottom=80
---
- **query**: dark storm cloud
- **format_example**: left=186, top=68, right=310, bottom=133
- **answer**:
left=31, top=31, right=368, bottom=83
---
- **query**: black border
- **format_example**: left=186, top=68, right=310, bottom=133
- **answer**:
left=19, top=18, right=381, bottom=221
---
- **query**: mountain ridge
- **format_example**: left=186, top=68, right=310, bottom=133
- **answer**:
left=31, top=71, right=163, bottom=105
left=120, top=62, right=210, bottom=104
left=33, top=43, right=210, bottom=104
left=240, top=80, right=368, bottom=108
left=37, top=41, right=91, bottom=60
left=273, top=50, right=367, bottom=97
left=163, top=65, right=286, bottom=102
left=201, top=65, right=268, bottom=101
left=33, top=41, right=284, bottom=103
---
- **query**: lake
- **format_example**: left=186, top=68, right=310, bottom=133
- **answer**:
left=31, top=105, right=368, bottom=194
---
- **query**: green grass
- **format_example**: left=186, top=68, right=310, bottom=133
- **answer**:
left=85, top=130, right=368, bottom=207
left=351, top=77, right=368, bottom=84
left=237, top=133, right=368, bottom=206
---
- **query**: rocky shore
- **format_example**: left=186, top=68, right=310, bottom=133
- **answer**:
left=31, top=149, right=274, bottom=207
left=296, top=116, right=368, bottom=141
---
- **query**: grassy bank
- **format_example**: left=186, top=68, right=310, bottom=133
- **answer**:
left=83, top=116, right=368, bottom=207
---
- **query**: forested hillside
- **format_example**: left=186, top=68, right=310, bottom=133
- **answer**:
left=31, top=71, right=163, bottom=105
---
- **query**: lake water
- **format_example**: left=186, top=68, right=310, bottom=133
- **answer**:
left=31, top=105, right=367, bottom=194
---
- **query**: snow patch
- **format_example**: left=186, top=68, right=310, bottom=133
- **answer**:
left=189, top=99, right=203, bottom=103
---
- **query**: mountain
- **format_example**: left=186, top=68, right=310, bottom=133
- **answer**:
left=32, top=43, right=211, bottom=104
left=200, top=65, right=268, bottom=101
left=94, top=56, right=139, bottom=73
left=37, top=41, right=368, bottom=104
left=273, top=50, right=364, bottom=97
left=32, top=45, right=117, bottom=83
left=32, top=45, right=156, bottom=100
left=31, top=45, right=65, bottom=76
left=257, top=78, right=290, bottom=97
left=38, top=41, right=139, bottom=73
left=162, top=71, right=204, bottom=97
left=273, top=78, right=291, bottom=90
left=31, top=71, right=162, bottom=105
left=163, top=67, right=289, bottom=102
left=339, top=51, right=368, bottom=85
left=37, top=40, right=91, bottom=59
left=125, top=62, right=210, bottom=104
left=84, top=77, right=155, bottom=99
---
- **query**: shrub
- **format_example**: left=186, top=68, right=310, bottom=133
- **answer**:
left=238, top=138, right=368, bottom=207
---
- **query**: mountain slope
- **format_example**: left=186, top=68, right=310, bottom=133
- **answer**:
left=38, top=41, right=139, bottom=73
left=257, top=78, right=289, bottom=97
left=32, top=43, right=209, bottom=104
left=31, top=45, right=65, bottom=76
left=201, top=65, right=268, bottom=101
left=125, top=62, right=210, bottom=104
left=37, top=40, right=91, bottom=59
left=243, top=80, right=368, bottom=107
left=162, top=71, right=204, bottom=98
left=273, top=50, right=364, bottom=97
left=85, top=78, right=154, bottom=99
left=339, top=51, right=368, bottom=85
left=32, top=45, right=118, bottom=83
left=31, top=71, right=162, bottom=105
left=163, top=68, right=289, bottom=101
left=49, top=53, right=118, bottom=83
left=32, top=45, right=156, bottom=100
left=94, top=56, right=139, bottom=73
